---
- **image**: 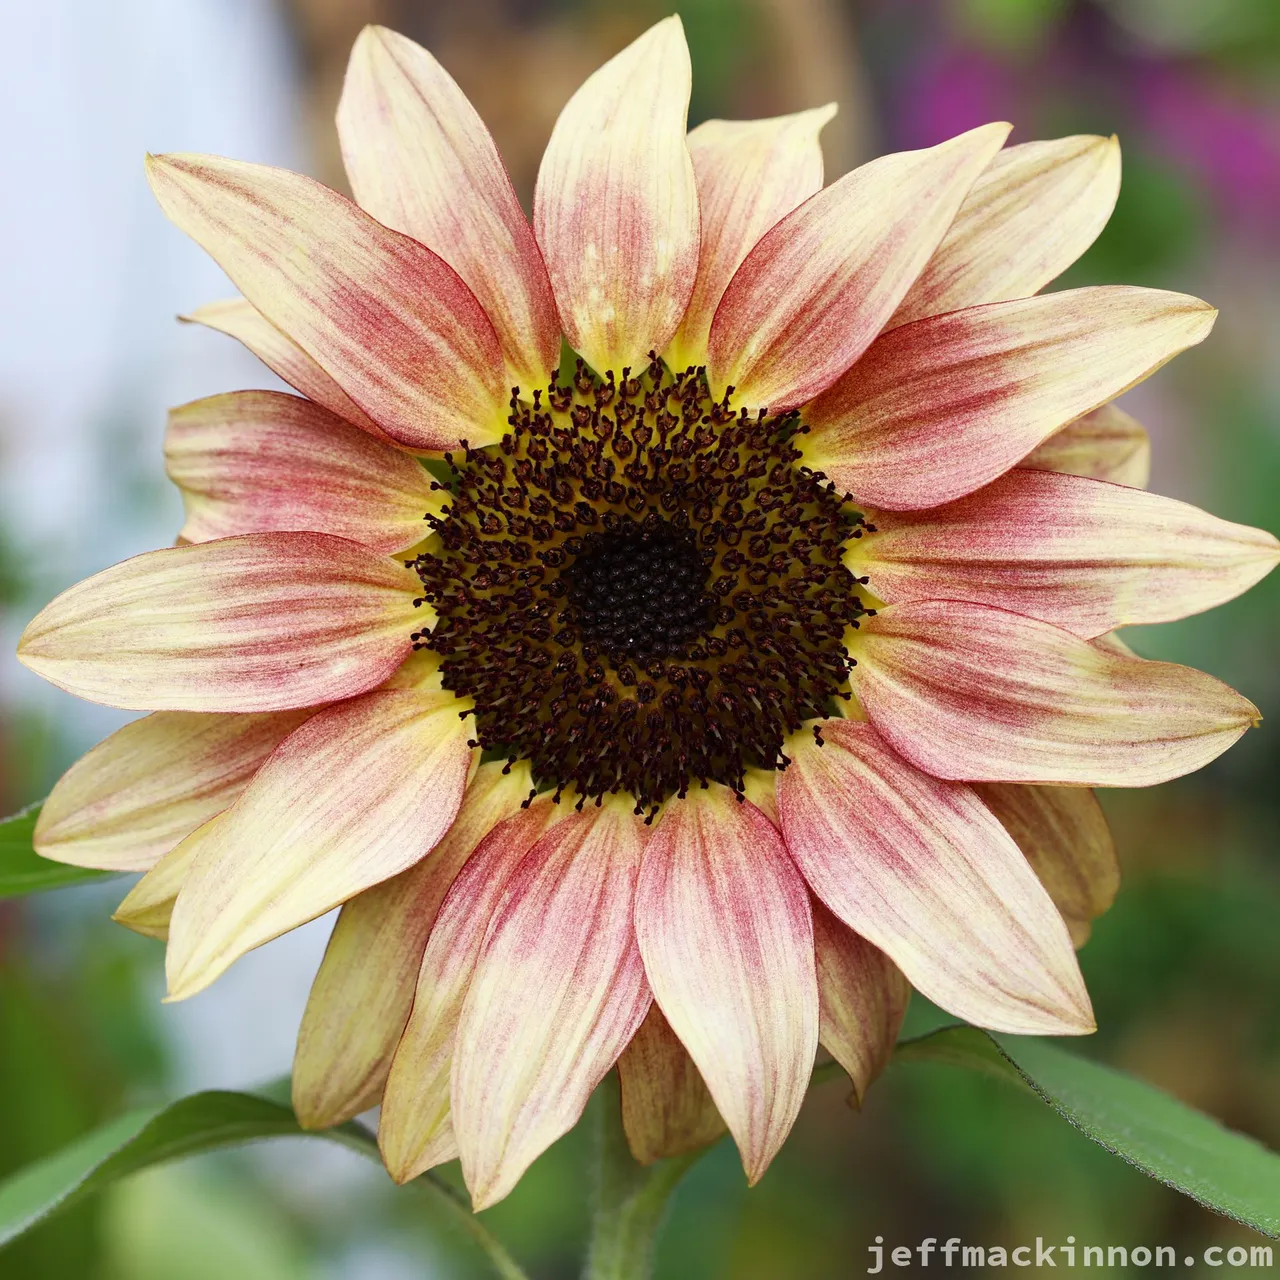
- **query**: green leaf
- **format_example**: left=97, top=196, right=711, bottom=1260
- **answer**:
left=0, top=1086, right=529, bottom=1278
left=897, top=1026, right=1280, bottom=1237
left=0, top=805, right=119, bottom=898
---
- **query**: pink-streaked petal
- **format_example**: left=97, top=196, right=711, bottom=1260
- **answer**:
left=975, top=784, right=1119, bottom=948
left=182, top=298, right=385, bottom=438
left=35, top=708, right=312, bottom=871
left=811, top=898, right=911, bottom=1105
left=338, top=27, right=559, bottom=391
left=147, top=154, right=506, bottom=452
left=778, top=720, right=1093, bottom=1035
left=378, top=798, right=562, bottom=1184
left=451, top=800, right=650, bottom=1210
left=891, top=135, right=1121, bottom=328
left=533, top=16, right=699, bottom=375
left=164, top=689, right=476, bottom=1000
left=706, top=123, right=1010, bottom=413
left=293, top=761, right=532, bottom=1130
left=617, top=1002, right=726, bottom=1164
left=802, top=288, right=1215, bottom=509
left=665, top=106, right=836, bottom=372
left=852, top=600, right=1260, bottom=786
left=635, top=785, right=817, bottom=1185
left=165, top=391, right=443, bottom=553
left=1022, top=403, right=1151, bottom=489
left=18, top=533, right=422, bottom=713
left=853, top=468, right=1280, bottom=639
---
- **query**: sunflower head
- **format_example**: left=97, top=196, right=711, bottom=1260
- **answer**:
left=16, top=13, right=1278, bottom=1214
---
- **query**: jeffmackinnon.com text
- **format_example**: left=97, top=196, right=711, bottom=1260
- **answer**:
left=867, top=1237, right=1274, bottom=1271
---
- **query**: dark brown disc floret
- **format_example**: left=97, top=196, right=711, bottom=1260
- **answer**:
left=412, top=356, right=869, bottom=816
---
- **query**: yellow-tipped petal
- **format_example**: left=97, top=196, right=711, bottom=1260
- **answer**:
left=36, top=709, right=310, bottom=871
left=779, top=721, right=1093, bottom=1036
left=634, top=785, right=817, bottom=1185
left=707, top=122, right=1010, bottom=413
left=164, top=689, right=475, bottom=1000
left=338, top=26, right=559, bottom=391
left=617, top=1003, right=726, bottom=1165
left=891, top=133, right=1122, bottom=327
left=166, top=391, right=444, bottom=553
left=975, top=784, right=1119, bottom=948
left=533, top=16, right=699, bottom=374
left=293, top=761, right=533, bottom=1130
left=665, top=105, right=835, bottom=372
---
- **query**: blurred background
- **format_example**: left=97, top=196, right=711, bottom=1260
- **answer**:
left=1, top=0, right=1278, bottom=1275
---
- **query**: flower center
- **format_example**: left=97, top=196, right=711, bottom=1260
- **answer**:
left=565, top=520, right=711, bottom=659
left=413, top=357, right=868, bottom=816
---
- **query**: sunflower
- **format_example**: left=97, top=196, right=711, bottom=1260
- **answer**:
left=18, top=17, right=1278, bottom=1209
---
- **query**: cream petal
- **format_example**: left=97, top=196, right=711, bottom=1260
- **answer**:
left=778, top=720, right=1093, bottom=1035
left=811, top=898, right=911, bottom=1105
left=166, top=391, right=443, bottom=553
left=665, top=105, right=836, bottom=372
left=852, top=600, right=1260, bottom=786
left=616, top=1002, right=726, bottom=1165
left=182, top=298, right=385, bottom=438
left=802, top=288, right=1215, bottom=509
left=18, top=533, right=422, bottom=712
left=852, top=467, right=1280, bottom=638
left=634, top=785, right=818, bottom=1184
left=451, top=800, right=650, bottom=1209
left=164, top=688, right=476, bottom=1000
left=706, top=122, right=1010, bottom=413
left=891, top=134, right=1121, bottom=327
left=974, top=783, right=1119, bottom=948
left=338, top=26, right=559, bottom=391
left=378, top=797, right=561, bottom=1184
left=292, top=761, right=532, bottom=1129
left=1022, top=403, right=1151, bottom=489
left=147, top=154, right=506, bottom=452
left=533, top=16, right=699, bottom=375
left=35, top=708, right=311, bottom=871
left=113, top=829, right=205, bottom=941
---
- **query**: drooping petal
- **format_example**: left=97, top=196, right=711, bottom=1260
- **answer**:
left=891, top=134, right=1121, bottom=327
left=293, top=761, right=532, bottom=1130
left=146, top=154, right=506, bottom=452
left=337, top=26, right=559, bottom=391
left=852, top=600, right=1260, bottom=786
left=706, top=122, right=1010, bottom=413
left=378, top=798, right=562, bottom=1184
left=811, top=898, right=911, bottom=1105
left=616, top=1002, right=726, bottom=1165
left=634, top=785, right=818, bottom=1184
left=35, top=708, right=312, bottom=871
left=1022, top=403, right=1151, bottom=488
left=852, top=468, right=1280, bottom=638
left=451, top=800, right=651, bottom=1210
left=664, top=106, right=836, bottom=372
left=165, top=391, right=444, bottom=553
left=18, top=533, right=422, bottom=712
left=164, top=688, right=476, bottom=1000
left=802, top=288, right=1216, bottom=509
left=113, top=829, right=205, bottom=940
left=182, top=298, right=384, bottom=437
left=533, top=16, right=699, bottom=375
left=974, top=783, right=1119, bottom=947
left=778, top=720, right=1092, bottom=1035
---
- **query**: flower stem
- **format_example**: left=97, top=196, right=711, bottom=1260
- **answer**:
left=583, top=1072, right=700, bottom=1280
left=412, top=1171, right=531, bottom=1280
